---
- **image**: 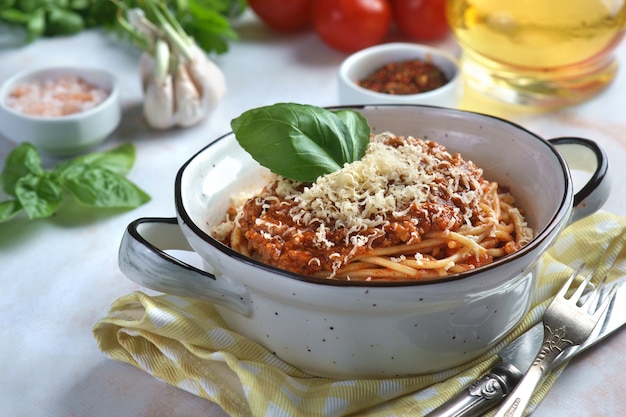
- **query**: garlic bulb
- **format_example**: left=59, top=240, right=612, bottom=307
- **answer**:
left=118, top=4, right=226, bottom=130
left=186, top=44, right=227, bottom=121
left=140, top=40, right=174, bottom=130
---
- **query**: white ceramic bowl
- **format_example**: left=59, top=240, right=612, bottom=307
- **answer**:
left=338, top=43, right=462, bottom=107
left=0, top=66, right=121, bottom=156
left=118, top=105, right=609, bottom=378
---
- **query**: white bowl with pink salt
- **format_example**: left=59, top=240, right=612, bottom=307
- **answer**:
left=0, top=66, right=121, bottom=156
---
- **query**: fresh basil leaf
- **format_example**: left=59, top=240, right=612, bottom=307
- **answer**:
left=231, top=103, right=370, bottom=182
left=70, top=0, right=91, bottom=10
left=1, top=143, right=43, bottom=196
left=0, top=142, right=149, bottom=223
left=47, top=6, right=85, bottom=36
left=0, top=9, right=33, bottom=24
left=13, top=0, right=40, bottom=14
left=55, top=143, right=136, bottom=178
left=15, top=173, right=63, bottom=219
left=26, top=9, right=45, bottom=42
left=0, top=199, right=22, bottom=223
left=63, top=167, right=150, bottom=208
left=332, top=109, right=370, bottom=162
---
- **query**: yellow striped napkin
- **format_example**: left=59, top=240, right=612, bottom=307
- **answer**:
left=93, top=211, right=626, bottom=417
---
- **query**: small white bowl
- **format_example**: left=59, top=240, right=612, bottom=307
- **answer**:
left=0, top=66, right=121, bottom=156
left=338, top=42, right=462, bottom=107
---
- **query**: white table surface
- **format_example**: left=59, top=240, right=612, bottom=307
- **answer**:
left=2, top=11, right=626, bottom=417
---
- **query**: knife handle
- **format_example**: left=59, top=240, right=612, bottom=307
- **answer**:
left=424, top=364, right=523, bottom=417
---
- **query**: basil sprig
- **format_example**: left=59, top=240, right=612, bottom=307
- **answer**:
left=231, top=103, right=370, bottom=182
left=0, top=143, right=150, bottom=223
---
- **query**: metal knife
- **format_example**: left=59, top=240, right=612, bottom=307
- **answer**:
left=425, top=278, right=626, bottom=417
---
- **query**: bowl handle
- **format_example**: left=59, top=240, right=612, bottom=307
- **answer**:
left=118, top=217, right=252, bottom=316
left=548, top=137, right=611, bottom=224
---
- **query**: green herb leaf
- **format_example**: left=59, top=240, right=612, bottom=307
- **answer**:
left=46, top=5, right=85, bottom=35
left=333, top=109, right=371, bottom=162
left=0, top=200, right=23, bottom=223
left=15, top=173, right=64, bottom=219
left=62, top=166, right=151, bottom=208
left=0, top=143, right=43, bottom=196
left=0, top=9, right=33, bottom=25
left=55, top=143, right=136, bottom=178
left=26, top=8, right=45, bottom=41
left=1, top=0, right=242, bottom=53
left=231, top=103, right=370, bottom=182
left=0, top=142, right=150, bottom=223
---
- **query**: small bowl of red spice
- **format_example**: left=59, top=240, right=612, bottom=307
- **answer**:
left=0, top=66, right=121, bottom=156
left=338, top=43, right=462, bottom=108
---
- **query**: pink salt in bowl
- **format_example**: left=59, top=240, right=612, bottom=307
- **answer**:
left=0, top=66, right=121, bottom=156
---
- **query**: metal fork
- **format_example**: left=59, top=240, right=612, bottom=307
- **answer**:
left=492, top=266, right=618, bottom=417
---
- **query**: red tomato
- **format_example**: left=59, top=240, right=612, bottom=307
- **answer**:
left=391, top=0, right=450, bottom=41
left=311, top=0, right=393, bottom=53
left=248, top=0, right=312, bottom=32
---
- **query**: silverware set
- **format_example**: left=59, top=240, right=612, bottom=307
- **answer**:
left=428, top=265, right=625, bottom=417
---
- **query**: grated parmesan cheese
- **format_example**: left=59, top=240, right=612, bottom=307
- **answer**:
left=270, top=132, right=484, bottom=249
left=213, top=132, right=524, bottom=277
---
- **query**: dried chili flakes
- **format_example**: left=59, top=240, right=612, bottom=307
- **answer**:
left=358, top=59, right=448, bottom=95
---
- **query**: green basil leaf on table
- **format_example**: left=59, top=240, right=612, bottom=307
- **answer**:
left=26, top=9, right=45, bottom=41
left=55, top=143, right=136, bottom=177
left=71, top=0, right=91, bottom=9
left=231, top=103, right=370, bottom=182
left=0, top=200, right=22, bottom=223
left=0, top=8, right=32, bottom=25
left=0, top=143, right=150, bottom=223
left=0, top=0, right=243, bottom=53
left=61, top=166, right=150, bottom=208
left=46, top=6, right=84, bottom=35
left=1, top=142, right=43, bottom=196
left=1, top=7, right=46, bottom=42
left=15, top=173, right=63, bottom=219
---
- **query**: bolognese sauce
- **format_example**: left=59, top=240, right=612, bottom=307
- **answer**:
left=212, top=133, right=533, bottom=281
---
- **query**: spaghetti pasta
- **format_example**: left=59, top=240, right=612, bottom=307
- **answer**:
left=211, top=132, right=534, bottom=281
